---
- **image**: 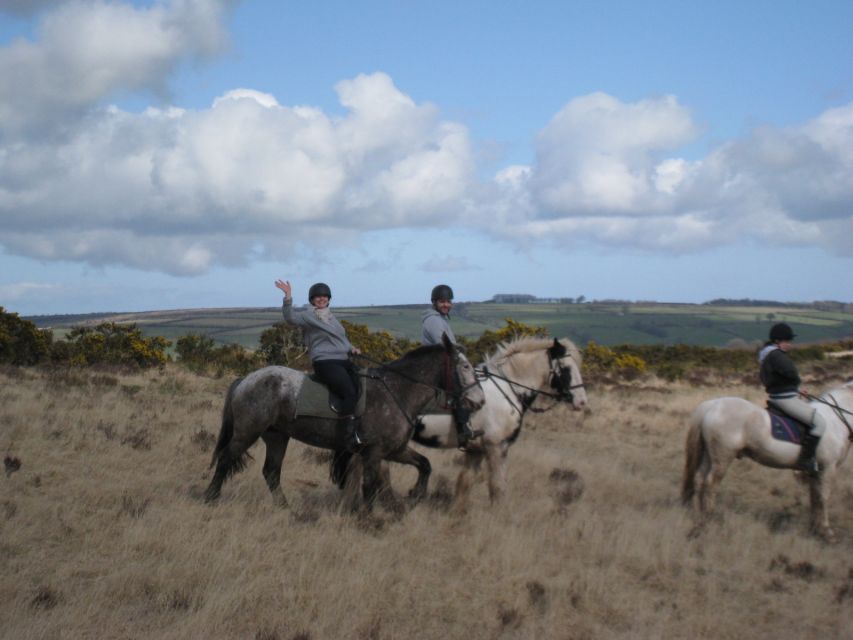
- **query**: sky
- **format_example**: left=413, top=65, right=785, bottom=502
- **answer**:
left=1, top=0, right=852, bottom=315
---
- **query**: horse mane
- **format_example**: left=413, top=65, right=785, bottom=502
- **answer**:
left=484, top=336, right=582, bottom=366
left=382, top=343, right=445, bottom=372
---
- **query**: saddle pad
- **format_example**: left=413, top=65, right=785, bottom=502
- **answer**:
left=295, top=373, right=366, bottom=419
left=768, top=409, right=807, bottom=444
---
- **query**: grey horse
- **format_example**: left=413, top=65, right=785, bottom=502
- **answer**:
left=205, top=334, right=484, bottom=507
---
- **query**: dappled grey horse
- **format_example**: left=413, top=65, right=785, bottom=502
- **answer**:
left=205, top=335, right=484, bottom=507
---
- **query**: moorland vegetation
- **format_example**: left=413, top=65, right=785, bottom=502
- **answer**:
left=2, top=306, right=852, bottom=638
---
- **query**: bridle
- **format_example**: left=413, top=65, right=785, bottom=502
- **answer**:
left=355, top=346, right=480, bottom=429
left=479, top=341, right=585, bottom=418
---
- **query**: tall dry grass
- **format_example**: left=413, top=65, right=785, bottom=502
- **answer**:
left=1, top=365, right=852, bottom=640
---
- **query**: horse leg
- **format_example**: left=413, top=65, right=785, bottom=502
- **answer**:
left=260, top=431, right=290, bottom=508
left=484, top=442, right=508, bottom=504
left=808, top=469, right=836, bottom=542
left=386, top=446, right=432, bottom=502
left=204, top=428, right=259, bottom=503
left=699, top=449, right=733, bottom=516
left=452, top=451, right=484, bottom=514
left=361, top=451, right=386, bottom=509
left=339, top=454, right=364, bottom=513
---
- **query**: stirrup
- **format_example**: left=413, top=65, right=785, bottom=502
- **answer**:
left=456, top=426, right=481, bottom=451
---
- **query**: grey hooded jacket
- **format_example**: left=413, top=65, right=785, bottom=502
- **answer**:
left=282, top=298, right=353, bottom=362
left=421, top=307, right=456, bottom=345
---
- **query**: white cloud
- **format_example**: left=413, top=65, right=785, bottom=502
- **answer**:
left=0, top=1, right=61, bottom=17
left=530, top=92, right=698, bottom=216
left=420, top=255, right=480, bottom=272
left=0, top=0, right=232, bottom=140
left=0, top=1, right=851, bottom=278
left=485, top=94, right=853, bottom=256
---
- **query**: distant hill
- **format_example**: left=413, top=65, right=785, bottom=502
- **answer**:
left=26, top=301, right=853, bottom=349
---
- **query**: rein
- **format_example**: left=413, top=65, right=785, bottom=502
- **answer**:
left=803, top=391, right=853, bottom=441
left=480, top=351, right=584, bottom=417
left=353, top=350, right=478, bottom=430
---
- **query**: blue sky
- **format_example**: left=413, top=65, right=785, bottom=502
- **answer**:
left=1, top=0, right=852, bottom=315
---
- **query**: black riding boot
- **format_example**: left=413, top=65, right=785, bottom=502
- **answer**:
left=796, top=432, right=820, bottom=475
left=344, top=416, right=365, bottom=453
left=453, top=406, right=475, bottom=450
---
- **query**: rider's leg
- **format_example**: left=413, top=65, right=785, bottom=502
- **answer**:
left=770, top=396, right=825, bottom=474
left=313, top=360, right=363, bottom=451
left=452, top=404, right=475, bottom=449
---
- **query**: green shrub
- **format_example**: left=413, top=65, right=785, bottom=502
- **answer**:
left=257, top=322, right=309, bottom=368
left=0, top=307, right=52, bottom=365
left=341, top=320, right=417, bottom=364
left=58, top=323, right=169, bottom=368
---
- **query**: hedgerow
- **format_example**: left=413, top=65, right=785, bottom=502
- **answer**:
left=3, top=307, right=850, bottom=386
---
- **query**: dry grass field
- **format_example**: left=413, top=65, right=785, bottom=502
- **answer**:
left=1, top=364, right=852, bottom=639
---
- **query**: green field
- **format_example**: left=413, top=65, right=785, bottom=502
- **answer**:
left=27, top=301, right=853, bottom=349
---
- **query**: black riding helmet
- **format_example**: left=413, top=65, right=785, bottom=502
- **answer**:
left=431, top=284, right=454, bottom=302
left=308, top=282, right=332, bottom=302
left=769, top=322, right=796, bottom=342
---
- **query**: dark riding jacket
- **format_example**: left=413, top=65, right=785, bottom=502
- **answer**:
left=759, top=345, right=800, bottom=398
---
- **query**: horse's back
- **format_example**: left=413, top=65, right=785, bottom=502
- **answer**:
left=695, top=396, right=779, bottom=457
left=232, top=366, right=306, bottom=424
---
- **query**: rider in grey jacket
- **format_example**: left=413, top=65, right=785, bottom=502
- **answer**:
left=422, top=284, right=475, bottom=448
left=276, top=279, right=364, bottom=451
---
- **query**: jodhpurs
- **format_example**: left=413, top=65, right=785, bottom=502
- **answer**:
left=768, top=395, right=827, bottom=437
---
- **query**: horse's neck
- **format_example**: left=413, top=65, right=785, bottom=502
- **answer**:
left=381, top=360, right=441, bottom=408
left=497, top=351, right=547, bottom=389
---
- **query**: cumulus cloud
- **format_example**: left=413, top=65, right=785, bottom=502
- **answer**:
left=0, top=0, right=62, bottom=16
left=0, top=0, right=232, bottom=140
left=486, top=95, right=853, bottom=256
left=420, top=255, right=480, bottom=273
left=0, top=0, right=851, bottom=278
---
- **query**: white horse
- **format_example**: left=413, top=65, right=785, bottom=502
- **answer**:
left=682, top=381, right=853, bottom=540
left=413, top=337, right=588, bottom=511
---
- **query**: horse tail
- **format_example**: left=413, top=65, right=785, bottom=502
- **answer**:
left=330, top=450, right=354, bottom=489
left=209, top=377, right=245, bottom=470
left=681, top=406, right=706, bottom=505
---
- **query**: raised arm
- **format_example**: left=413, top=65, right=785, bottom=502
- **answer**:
left=274, top=279, right=292, bottom=299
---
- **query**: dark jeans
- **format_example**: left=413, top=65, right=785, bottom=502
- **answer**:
left=312, top=359, right=359, bottom=415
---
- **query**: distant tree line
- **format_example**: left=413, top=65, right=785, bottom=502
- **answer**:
left=704, top=298, right=852, bottom=312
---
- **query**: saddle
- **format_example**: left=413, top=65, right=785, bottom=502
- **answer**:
left=766, top=405, right=809, bottom=445
left=295, top=370, right=367, bottom=419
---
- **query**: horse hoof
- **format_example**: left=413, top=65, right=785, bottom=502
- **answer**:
left=818, top=528, right=837, bottom=544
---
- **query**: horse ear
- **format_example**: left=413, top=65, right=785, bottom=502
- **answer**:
left=442, top=332, right=453, bottom=351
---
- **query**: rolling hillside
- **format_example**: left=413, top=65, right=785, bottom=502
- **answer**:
left=26, top=301, right=853, bottom=349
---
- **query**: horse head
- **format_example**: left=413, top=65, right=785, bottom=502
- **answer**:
left=547, top=338, right=587, bottom=411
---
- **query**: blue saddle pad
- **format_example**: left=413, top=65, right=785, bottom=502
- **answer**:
left=767, top=409, right=807, bottom=444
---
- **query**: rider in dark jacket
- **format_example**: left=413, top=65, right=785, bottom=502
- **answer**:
left=758, top=322, right=825, bottom=474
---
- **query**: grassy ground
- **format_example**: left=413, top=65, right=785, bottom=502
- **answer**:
left=2, top=363, right=852, bottom=639
left=27, top=302, right=853, bottom=349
